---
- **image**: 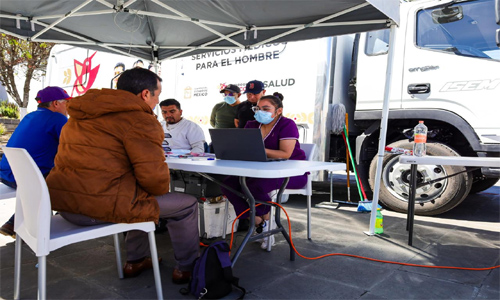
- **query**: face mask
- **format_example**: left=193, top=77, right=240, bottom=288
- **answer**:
left=224, top=96, right=236, bottom=105
left=254, top=110, right=274, bottom=124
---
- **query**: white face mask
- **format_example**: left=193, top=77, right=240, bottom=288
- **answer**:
left=224, top=96, right=236, bottom=105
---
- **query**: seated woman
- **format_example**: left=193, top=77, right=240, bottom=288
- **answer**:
left=220, top=93, right=307, bottom=249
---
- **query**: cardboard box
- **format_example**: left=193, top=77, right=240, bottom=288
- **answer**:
left=198, top=200, right=239, bottom=239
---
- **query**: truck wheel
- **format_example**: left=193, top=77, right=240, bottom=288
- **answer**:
left=469, top=178, right=499, bottom=194
left=368, top=140, right=473, bottom=215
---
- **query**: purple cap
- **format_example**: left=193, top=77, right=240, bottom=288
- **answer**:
left=220, top=84, right=241, bottom=94
left=36, top=86, right=71, bottom=104
left=243, top=80, right=264, bottom=94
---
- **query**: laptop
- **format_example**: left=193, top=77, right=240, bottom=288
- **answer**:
left=209, top=128, right=286, bottom=162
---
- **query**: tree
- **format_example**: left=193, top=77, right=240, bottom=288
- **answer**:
left=0, top=34, right=54, bottom=111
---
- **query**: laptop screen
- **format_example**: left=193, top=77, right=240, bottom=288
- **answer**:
left=209, top=128, right=271, bottom=162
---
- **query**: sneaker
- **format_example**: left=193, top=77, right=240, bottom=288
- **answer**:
left=260, top=220, right=276, bottom=250
left=0, top=223, right=15, bottom=238
left=252, top=225, right=264, bottom=243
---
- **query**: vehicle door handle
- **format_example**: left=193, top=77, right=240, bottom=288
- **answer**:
left=408, top=83, right=430, bottom=94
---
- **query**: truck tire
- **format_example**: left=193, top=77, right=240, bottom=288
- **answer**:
left=469, top=178, right=499, bottom=194
left=368, top=140, right=473, bottom=216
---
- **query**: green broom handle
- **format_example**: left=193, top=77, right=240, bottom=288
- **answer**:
left=344, top=127, right=369, bottom=200
left=342, top=130, right=363, bottom=201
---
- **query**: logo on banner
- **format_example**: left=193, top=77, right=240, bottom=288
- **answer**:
left=184, top=86, right=192, bottom=99
left=71, top=51, right=100, bottom=96
left=193, top=87, right=208, bottom=97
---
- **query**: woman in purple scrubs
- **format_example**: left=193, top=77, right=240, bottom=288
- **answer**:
left=221, top=93, right=307, bottom=249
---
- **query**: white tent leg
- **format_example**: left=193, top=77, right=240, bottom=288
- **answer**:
left=366, top=23, right=397, bottom=235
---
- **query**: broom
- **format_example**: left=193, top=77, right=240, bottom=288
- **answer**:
left=316, top=104, right=359, bottom=209
left=331, top=104, right=362, bottom=203
left=341, top=127, right=381, bottom=212
left=341, top=129, right=364, bottom=202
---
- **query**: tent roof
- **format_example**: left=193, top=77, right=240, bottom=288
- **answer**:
left=0, top=0, right=399, bottom=61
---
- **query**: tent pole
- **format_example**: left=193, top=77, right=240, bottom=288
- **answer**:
left=366, top=23, right=397, bottom=236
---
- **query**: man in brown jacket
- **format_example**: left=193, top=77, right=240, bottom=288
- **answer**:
left=47, top=68, right=198, bottom=284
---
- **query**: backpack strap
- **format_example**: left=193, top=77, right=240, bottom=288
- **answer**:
left=212, top=241, right=246, bottom=299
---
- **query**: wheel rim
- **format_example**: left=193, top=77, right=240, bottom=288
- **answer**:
left=382, top=155, right=448, bottom=204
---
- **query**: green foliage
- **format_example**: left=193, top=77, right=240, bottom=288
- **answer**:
left=0, top=34, right=55, bottom=108
left=0, top=123, right=5, bottom=135
left=0, top=100, right=20, bottom=119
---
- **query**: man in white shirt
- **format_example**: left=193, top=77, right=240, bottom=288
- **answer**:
left=159, top=99, right=206, bottom=154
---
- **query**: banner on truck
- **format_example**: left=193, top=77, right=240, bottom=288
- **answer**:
left=162, top=38, right=331, bottom=143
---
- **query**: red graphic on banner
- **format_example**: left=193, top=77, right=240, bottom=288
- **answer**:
left=72, top=51, right=100, bottom=96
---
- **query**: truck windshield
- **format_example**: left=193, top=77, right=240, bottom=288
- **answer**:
left=416, top=0, right=500, bottom=60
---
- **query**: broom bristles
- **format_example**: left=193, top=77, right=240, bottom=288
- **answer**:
left=331, top=103, right=346, bottom=135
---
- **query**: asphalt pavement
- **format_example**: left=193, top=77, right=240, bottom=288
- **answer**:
left=0, top=175, right=498, bottom=299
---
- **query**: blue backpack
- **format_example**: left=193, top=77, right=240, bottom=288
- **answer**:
left=181, top=241, right=245, bottom=299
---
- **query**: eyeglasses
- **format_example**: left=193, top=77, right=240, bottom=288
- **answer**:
left=223, top=92, right=235, bottom=97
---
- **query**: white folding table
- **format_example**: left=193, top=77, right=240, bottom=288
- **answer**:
left=399, top=155, right=500, bottom=246
left=165, top=157, right=345, bottom=266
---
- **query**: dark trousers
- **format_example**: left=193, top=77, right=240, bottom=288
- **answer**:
left=60, top=192, right=199, bottom=271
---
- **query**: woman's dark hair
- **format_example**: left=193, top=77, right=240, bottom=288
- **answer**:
left=117, top=68, right=162, bottom=96
left=272, top=92, right=284, bottom=101
left=260, top=93, right=284, bottom=109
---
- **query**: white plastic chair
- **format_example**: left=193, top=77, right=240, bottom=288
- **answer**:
left=268, top=143, right=317, bottom=249
left=3, top=147, right=163, bottom=300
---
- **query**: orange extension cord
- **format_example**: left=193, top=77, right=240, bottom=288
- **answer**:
left=227, top=202, right=500, bottom=271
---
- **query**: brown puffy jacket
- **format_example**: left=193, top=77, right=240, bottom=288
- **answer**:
left=47, top=89, right=169, bottom=223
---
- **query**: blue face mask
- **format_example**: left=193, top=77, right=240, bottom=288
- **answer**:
left=254, top=110, right=274, bottom=124
left=224, top=96, right=236, bottom=105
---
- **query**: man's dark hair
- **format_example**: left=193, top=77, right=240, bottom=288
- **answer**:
left=117, top=68, right=162, bottom=96
left=114, top=62, right=125, bottom=70
left=159, top=98, right=181, bottom=110
left=133, top=59, right=144, bottom=67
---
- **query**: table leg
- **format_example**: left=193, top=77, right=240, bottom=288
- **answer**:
left=274, top=178, right=294, bottom=261
left=230, top=176, right=294, bottom=267
left=407, top=163, right=418, bottom=246
left=230, top=176, right=256, bottom=267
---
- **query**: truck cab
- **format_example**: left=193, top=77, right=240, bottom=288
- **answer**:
left=338, top=0, right=500, bottom=215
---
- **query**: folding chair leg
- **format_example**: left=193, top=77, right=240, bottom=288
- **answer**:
left=14, top=235, right=22, bottom=300
left=113, top=234, right=124, bottom=279
left=38, top=255, right=46, bottom=300
left=148, top=231, right=163, bottom=300
left=267, top=204, right=275, bottom=252
left=307, top=195, right=312, bottom=240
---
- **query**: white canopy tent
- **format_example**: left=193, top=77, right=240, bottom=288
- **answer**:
left=0, top=0, right=400, bottom=234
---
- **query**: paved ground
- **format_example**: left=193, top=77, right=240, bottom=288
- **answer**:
left=0, top=175, right=498, bottom=299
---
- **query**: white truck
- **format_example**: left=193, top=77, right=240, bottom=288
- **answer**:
left=331, top=0, right=500, bottom=215
left=45, top=0, right=500, bottom=215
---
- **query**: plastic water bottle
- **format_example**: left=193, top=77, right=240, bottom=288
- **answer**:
left=413, top=120, right=428, bottom=157
left=375, top=209, right=384, bottom=234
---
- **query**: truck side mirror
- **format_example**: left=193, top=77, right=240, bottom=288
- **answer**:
left=497, top=29, right=500, bottom=47
left=432, top=5, right=463, bottom=24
